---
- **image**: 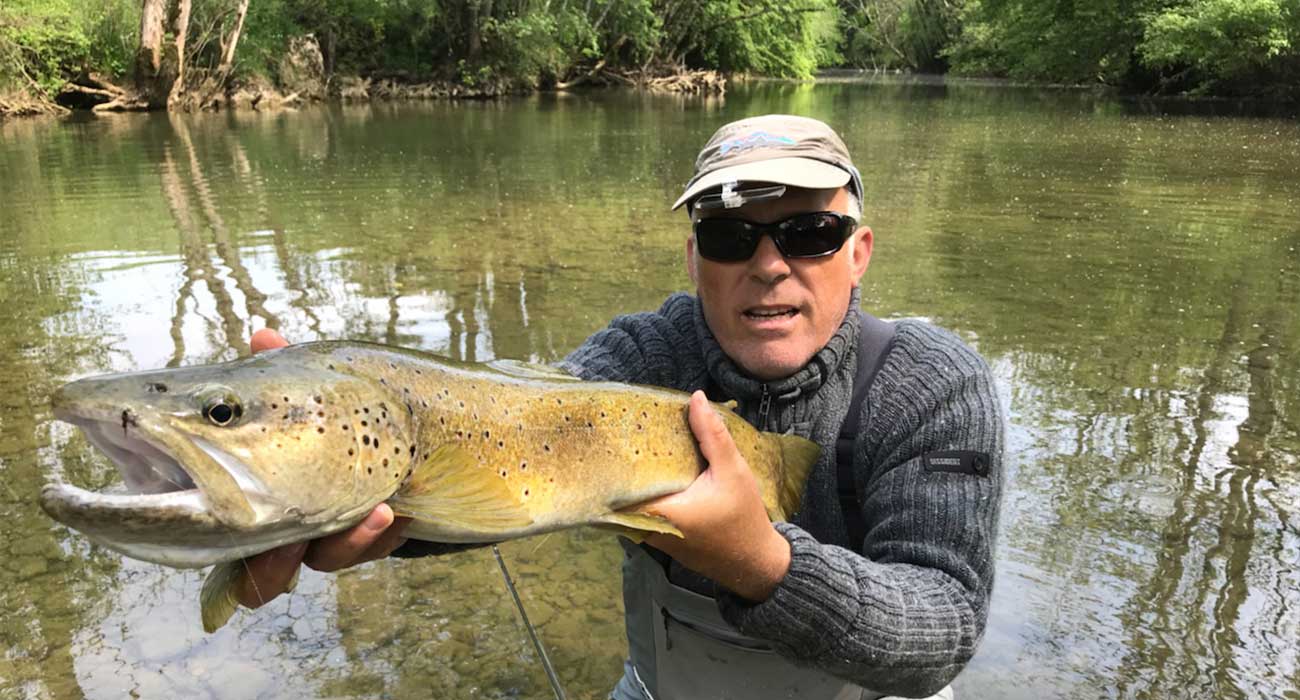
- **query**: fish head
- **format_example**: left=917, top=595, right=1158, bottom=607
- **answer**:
left=40, top=345, right=415, bottom=567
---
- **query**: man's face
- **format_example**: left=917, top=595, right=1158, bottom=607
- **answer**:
left=686, top=186, right=873, bottom=381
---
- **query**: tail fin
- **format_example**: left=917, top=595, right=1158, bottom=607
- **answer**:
left=771, top=433, right=819, bottom=521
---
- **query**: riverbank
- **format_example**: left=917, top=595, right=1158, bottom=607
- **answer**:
left=1, top=65, right=726, bottom=119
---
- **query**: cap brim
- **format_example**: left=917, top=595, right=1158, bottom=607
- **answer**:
left=672, top=157, right=852, bottom=210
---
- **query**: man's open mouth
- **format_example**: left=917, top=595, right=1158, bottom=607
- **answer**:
left=744, top=307, right=799, bottom=319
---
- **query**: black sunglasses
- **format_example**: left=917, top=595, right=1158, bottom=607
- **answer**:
left=693, top=211, right=857, bottom=263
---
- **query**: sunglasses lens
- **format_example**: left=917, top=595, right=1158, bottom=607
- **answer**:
left=776, top=213, right=854, bottom=258
left=695, top=219, right=760, bottom=262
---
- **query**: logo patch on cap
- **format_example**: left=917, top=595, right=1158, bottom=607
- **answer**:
left=718, top=131, right=796, bottom=155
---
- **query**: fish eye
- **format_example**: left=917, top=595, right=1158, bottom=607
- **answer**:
left=196, top=387, right=243, bottom=427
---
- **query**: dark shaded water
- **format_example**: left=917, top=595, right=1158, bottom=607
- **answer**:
left=1, top=81, right=1298, bottom=699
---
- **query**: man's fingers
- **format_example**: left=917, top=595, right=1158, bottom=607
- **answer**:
left=687, top=390, right=737, bottom=466
left=236, top=542, right=308, bottom=609
left=250, top=328, right=289, bottom=354
left=303, top=504, right=399, bottom=572
left=355, top=516, right=413, bottom=563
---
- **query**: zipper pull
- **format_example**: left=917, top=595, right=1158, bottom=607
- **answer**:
left=758, top=385, right=772, bottom=431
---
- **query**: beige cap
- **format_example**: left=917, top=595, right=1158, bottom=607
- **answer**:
left=672, top=114, right=861, bottom=210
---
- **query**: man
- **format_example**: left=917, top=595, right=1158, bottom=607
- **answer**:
left=242, top=115, right=1003, bottom=699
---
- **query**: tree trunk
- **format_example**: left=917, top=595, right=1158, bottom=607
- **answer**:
left=134, top=0, right=191, bottom=109
left=217, top=0, right=251, bottom=78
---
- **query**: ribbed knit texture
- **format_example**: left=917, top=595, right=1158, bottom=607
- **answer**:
left=560, top=290, right=1004, bottom=698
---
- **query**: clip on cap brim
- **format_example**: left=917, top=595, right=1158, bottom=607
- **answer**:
left=693, top=184, right=787, bottom=211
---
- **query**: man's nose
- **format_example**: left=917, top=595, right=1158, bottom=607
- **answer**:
left=747, top=234, right=790, bottom=283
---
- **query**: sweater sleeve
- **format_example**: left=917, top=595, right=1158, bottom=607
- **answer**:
left=717, top=322, right=1003, bottom=698
left=558, top=292, right=704, bottom=390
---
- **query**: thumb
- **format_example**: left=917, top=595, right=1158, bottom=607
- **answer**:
left=251, top=328, right=289, bottom=354
left=687, top=390, right=738, bottom=470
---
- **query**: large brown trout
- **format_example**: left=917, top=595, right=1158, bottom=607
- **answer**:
left=40, top=342, right=818, bottom=631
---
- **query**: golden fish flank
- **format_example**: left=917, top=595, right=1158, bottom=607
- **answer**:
left=40, top=341, right=820, bottom=631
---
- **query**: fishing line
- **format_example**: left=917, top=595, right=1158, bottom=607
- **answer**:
left=492, top=545, right=567, bottom=700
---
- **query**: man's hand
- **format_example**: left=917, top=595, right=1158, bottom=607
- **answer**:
left=236, top=329, right=411, bottom=610
left=641, top=391, right=792, bottom=602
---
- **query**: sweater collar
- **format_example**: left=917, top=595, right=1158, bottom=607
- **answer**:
left=694, top=287, right=863, bottom=403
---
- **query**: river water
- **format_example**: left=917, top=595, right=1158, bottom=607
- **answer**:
left=1, top=80, right=1298, bottom=699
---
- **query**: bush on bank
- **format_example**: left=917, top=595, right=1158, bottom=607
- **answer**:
left=1, top=0, right=1298, bottom=114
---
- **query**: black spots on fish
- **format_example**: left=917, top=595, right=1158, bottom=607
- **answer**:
left=363, top=435, right=371, bottom=446
left=405, top=402, right=413, bottom=416
left=489, top=396, right=496, bottom=404
left=600, top=411, right=607, bottom=418
left=563, top=415, right=571, bottom=422
left=641, top=411, right=648, bottom=419
left=517, top=423, right=524, bottom=432
left=636, top=424, right=643, bottom=431
left=374, top=437, right=381, bottom=450
left=438, top=416, right=445, bottom=426
left=363, top=407, right=370, bottom=414
left=341, top=424, right=350, bottom=431
left=634, top=449, right=641, bottom=456
left=348, top=448, right=355, bottom=456
left=520, top=461, right=528, bottom=471
left=366, top=466, right=373, bottom=474
left=585, top=421, right=594, bottom=428
left=261, top=427, right=267, bottom=433
left=409, top=445, right=416, bottom=457
left=522, top=487, right=530, bottom=498
left=555, top=398, right=563, bottom=406
left=455, top=430, right=464, bottom=439
left=543, top=444, right=551, bottom=453
left=382, top=458, right=389, bottom=467
left=414, top=369, right=422, bottom=376
left=393, top=446, right=400, bottom=455
left=458, top=401, right=465, bottom=409
left=271, top=403, right=279, bottom=409
left=328, top=364, right=335, bottom=370
left=389, top=361, right=397, bottom=370
left=499, top=468, right=508, bottom=478
left=317, top=427, right=325, bottom=434
left=497, top=440, right=504, bottom=449
left=379, top=378, right=387, bottom=386
left=314, top=395, right=323, bottom=404
left=345, top=356, right=354, bottom=363
left=483, top=430, right=491, bottom=440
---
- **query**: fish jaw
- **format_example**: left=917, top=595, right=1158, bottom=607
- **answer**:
left=41, top=400, right=350, bottom=568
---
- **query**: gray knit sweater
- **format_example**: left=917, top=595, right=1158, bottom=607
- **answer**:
left=559, top=291, right=1004, bottom=698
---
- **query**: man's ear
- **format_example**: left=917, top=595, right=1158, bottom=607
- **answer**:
left=848, top=226, right=873, bottom=287
left=685, top=234, right=699, bottom=286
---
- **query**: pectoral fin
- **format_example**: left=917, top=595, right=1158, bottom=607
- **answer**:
left=200, top=561, right=244, bottom=633
left=593, top=510, right=683, bottom=543
left=389, top=444, right=534, bottom=537
left=200, top=558, right=301, bottom=634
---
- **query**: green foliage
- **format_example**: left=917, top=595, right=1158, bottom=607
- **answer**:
left=0, top=0, right=136, bottom=97
left=838, top=0, right=959, bottom=71
left=1138, top=0, right=1297, bottom=85
left=946, top=0, right=1148, bottom=84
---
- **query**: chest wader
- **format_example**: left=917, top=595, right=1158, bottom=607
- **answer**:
left=615, top=311, right=896, bottom=700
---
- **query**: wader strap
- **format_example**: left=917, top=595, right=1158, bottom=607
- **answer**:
left=836, top=310, right=896, bottom=548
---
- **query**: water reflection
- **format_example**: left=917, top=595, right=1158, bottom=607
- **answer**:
left=0, top=83, right=1298, bottom=699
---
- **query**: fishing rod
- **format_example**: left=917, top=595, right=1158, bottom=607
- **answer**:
left=492, top=545, right=567, bottom=700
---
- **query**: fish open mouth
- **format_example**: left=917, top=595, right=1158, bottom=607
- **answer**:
left=73, top=417, right=200, bottom=495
